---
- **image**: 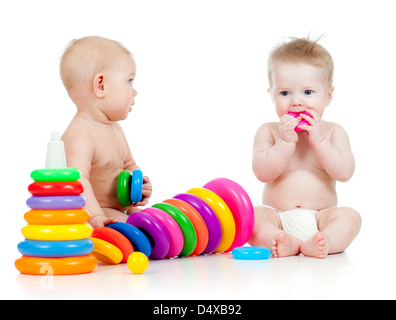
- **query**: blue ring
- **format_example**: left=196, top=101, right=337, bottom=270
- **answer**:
left=107, top=222, right=151, bottom=257
left=130, top=169, right=143, bottom=203
left=231, top=246, right=271, bottom=260
left=17, top=239, right=94, bottom=258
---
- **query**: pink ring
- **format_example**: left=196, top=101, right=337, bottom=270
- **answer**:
left=141, top=208, right=184, bottom=258
left=288, top=111, right=311, bottom=131
left=203, top=178, right=254, bottom=251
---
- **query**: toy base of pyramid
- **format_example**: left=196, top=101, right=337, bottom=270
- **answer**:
left=15, top=254, right=97, bottom=275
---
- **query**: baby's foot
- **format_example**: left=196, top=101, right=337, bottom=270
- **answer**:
left=300, top=232, right=330, bottom=259
left=271, top=232, right=302, bottom=258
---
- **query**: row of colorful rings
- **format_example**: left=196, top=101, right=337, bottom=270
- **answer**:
left=90, top=177, right=255, bottom=263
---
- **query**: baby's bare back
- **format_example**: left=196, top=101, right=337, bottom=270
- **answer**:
left=261, top=123, right=338, bottom=211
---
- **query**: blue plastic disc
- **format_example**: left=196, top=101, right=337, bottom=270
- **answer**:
left=107, top=222, right=151, bottom=257
left=17, top=239, right=94, bottom=258
left=130, top=169, right=143, bottom=203
left=231, top=246, right=271, bottom=260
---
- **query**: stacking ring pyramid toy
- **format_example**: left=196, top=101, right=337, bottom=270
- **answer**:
left=15, top=132, right=97, bottom=275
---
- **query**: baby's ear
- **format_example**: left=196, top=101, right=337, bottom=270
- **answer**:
left=93, top=73, right=105, bottom=98
left=326, top=86, right=335, bottom=107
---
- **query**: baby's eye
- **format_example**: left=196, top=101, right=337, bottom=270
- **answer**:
left=128, top=79, right=134, bottom=85
left=304, top=90, right=314, bottom=95
left=280, top=91, right=290, bottom=96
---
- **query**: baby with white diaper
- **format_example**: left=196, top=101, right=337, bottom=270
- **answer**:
left=249, top=37, right=361, bottom=258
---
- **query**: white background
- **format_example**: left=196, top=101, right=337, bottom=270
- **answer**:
left=1, top=0, right=395, bottom=299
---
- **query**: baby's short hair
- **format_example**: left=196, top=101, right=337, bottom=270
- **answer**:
left=267, top=36, right=334, bottom=87
left=60, top=36, right=131, bottom=93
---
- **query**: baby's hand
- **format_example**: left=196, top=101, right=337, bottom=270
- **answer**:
left=133, top=176, right=152, bottom=207
left=298, top=109, right=325, bottom=146
left=279, top=114, right=300, bottom=143
left=89, top=215, right=118, bottom=229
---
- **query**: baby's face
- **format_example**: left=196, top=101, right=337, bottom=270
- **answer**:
left=268, top=62, right=333, bottom=118
left=102, top=54, right=137, bottom=121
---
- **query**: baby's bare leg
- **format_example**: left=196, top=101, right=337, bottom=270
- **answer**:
left=300, top=207, right=361, bottom=258
left=249, top=206, right=301, bottom=257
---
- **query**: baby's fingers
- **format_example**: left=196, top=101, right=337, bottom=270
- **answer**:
left=282, top=115, right=300, bottom=129
left=302, top=109, right=320, bottom=123
left=297, top=124, right=311, bottom=132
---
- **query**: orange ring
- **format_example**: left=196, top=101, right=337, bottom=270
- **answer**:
left=14, top=255, right=97, bottom=275
left=24, top=209, right=90, bottom=225
left=163, top=198, right=209, bottom=256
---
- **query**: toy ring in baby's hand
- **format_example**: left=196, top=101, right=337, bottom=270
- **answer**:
left=288, top=111, right=312, bottom=132
left=130, top=169, right=143, bottom=204
left=117, top=170, right=132, bottom=207
left=117, top=169, right=143, bottom=207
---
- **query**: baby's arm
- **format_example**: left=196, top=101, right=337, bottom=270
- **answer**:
left=298, top=109, right=355, bottom=181
left=252, top=117, right=299, bottom=182
left=118, top=125, right=152, bottom=207
left=312, top=123, right=355, bottom=182
left=63, top=133, right=116, bottom=228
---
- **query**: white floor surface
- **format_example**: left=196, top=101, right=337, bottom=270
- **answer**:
left=4, top=241, right=395, bottom=300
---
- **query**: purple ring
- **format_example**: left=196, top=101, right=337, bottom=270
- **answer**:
left=173, top=193, right=221, bottom=254
left=126, top=212, right=170, bottom=260
left=26, top=195, right=86, bottom=210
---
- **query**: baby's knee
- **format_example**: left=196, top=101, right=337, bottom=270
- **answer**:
left=343, top=207, right=361, bottom=224
left=338, top=207, right=362, bottom=234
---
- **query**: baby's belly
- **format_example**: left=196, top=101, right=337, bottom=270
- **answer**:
left=262, top=170, right=337, bottom=211
left=91, top=169, right=125, bottom=210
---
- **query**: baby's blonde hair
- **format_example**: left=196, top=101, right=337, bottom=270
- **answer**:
left=267, top=36, right=334, bottom=87
left=60, top=36, right=131, bottom=93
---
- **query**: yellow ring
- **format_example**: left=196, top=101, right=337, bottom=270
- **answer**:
left=90, top=237, right=123, bottom=265
left=187, top=188, right=236, bottom=253
left=22, top=223, right=93, bottom=241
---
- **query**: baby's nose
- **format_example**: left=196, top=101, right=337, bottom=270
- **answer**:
left=291, top=96, right=303, bottom=106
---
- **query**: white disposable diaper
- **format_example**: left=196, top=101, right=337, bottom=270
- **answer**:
left=260, top=204, right=319, bottom=242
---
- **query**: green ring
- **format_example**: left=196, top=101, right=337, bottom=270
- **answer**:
left=117, top=170, right=132, bottom=207
left=153, top=203, right=197, bottom=256
left=31, top=168, right=81, bottom=182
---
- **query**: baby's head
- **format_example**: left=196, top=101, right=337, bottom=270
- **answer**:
left=60, top=36, right=137, bottom=121
left=267, top=37, right=334, bottom=117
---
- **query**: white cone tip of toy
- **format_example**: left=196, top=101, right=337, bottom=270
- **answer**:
left=45, top=131, right=67, bottom=169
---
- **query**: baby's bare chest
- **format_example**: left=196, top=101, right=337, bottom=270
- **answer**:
left=91, top=128, right=127, bottom=169
left=288, top=139, right=321, bottom=170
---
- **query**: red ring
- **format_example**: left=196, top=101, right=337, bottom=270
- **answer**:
left=91, top=227, right=134, bottom=263
left=28, top=181, right=84, bottom=196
